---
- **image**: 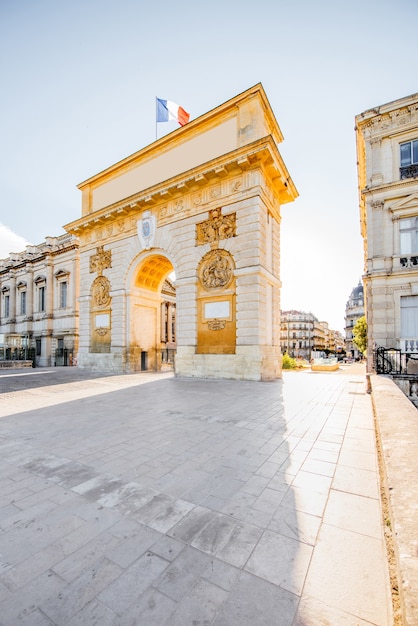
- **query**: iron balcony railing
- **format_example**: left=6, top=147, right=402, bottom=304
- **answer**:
left=375, top=346, right=418, bottom=375
left=400, top=164, right=418, bottom=179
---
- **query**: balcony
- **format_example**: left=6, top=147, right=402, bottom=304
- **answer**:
left=400, top=255, right=418, bottom=268
left=400, top=338, right=418, bottom=353
left=400, top=164, right=418, bottom=179
left=375, top=345, right=418, bottom=408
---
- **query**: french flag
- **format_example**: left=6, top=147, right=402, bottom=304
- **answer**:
left=156, top=98, right=190, bottom=126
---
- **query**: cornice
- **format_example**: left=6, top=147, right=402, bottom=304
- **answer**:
left=65, top=136, right=298, bottom=237
left=361, top=177, right=418, bottom=197
left=0, top=242, right=79, bottom=274
left=356, top=94, right=418, bottom=128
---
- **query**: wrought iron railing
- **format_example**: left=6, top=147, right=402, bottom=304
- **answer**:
left=400, top=255, right=418, bottom=268
left=375, top=346, right=418, bottom=375
left=400, top=163, right=418, bottom=179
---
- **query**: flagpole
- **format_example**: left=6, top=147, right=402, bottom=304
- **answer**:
left=155, top=97, right=157, bottom=141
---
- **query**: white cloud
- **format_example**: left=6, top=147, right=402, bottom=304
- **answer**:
left=0, top=223, right=30, bottom=260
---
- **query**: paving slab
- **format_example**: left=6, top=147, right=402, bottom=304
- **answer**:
left=0, top=365, right=393, bottom=625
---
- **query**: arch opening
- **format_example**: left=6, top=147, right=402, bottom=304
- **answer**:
left=129, top=253, right=176, bottom=372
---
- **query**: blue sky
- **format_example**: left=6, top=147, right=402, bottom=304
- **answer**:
left=1, top=0, right=417, bottom=332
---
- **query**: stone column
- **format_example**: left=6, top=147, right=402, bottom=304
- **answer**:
left=370, top=137, right=383, bottom=185
left=46, top=261, right=54, bottom=319
left=26, top=268, right=33, bottom=319
left=167, top=303, right=173, bottom=343
left=161, top=302, right=166, bottom=342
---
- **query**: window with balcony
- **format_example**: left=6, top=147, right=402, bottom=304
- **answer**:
left=401, top=295, right=418, bottom=351
left=400, top=217, right=418, bottom=267
left=400, top=217, right=418, bottom=254
left=400, top=139, right=418, bottom=179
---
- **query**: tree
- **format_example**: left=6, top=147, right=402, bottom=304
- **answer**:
left=282, top=353, right=298, bottom=369
left=353, top=316, right=367, bottom=356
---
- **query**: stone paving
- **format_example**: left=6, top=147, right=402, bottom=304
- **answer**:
left=0, top=365, right=392, bottom=625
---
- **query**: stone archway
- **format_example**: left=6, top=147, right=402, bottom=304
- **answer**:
left=127, top=253, right=176, bottom=372
left=66, top=84, right=298, bottom=380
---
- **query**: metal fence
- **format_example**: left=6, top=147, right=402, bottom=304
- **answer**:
left=375, top=346, right=418, bottom=375
left=0, top=347, right=36, bottom=362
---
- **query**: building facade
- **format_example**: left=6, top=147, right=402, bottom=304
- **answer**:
left=280, top=310, right=316, bottom=359
left=0, top=234, right=79, bottom=366
left=356, top=93, right=418, bottom=371
left=280, top=310, right=343, bottom=359
left=345, top=281, right=364, bottom=359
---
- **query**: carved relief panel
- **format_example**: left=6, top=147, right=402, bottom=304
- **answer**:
left=196, top=249, right=236, bottom=355
left=89, top=246, right=112, bottom=353
left=196, top=209, right=236, bottom=246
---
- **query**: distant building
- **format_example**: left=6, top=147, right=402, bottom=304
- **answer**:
left=280, top=310, right=343, bottom=359
left=356, top=93, right=418, bottom=371
left=333, top=329, right=346, bottom=355
left=281, top=310, right=315, bottom=359
left=0, top=234, right=79, bottom=366
left=345, top=281, right=364, bottom=359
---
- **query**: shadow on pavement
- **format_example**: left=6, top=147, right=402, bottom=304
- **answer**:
left=0, top=374, right=307, bottom=625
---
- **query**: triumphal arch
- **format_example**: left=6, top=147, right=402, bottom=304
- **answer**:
left=65, top=84, right=298, bottom=380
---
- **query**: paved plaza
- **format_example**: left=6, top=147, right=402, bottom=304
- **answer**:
left=0, top=365, right=392, bottom=625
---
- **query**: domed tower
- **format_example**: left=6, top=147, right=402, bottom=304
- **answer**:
left=345, top=281, right=364, bottom=359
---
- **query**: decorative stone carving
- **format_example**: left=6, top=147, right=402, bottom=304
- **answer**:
left=92, top=276, right=111, bottom=308
left=210, top=186, right=221, bottom=199
left=390, top=107, right=410, bottom=126
left=196, top=209, right=236, bottom=246
left=371, top=201, right=384, bottom=211
left=208, top=320, right=226, bottom=330
left=95, top=327, right=108, bottom=336
left=89, top=245, right=112, bottom=276
left=137, top=211, right=156, bottom=250
left=370, top=137, right=382, bottom=147
left=199, top=249, right=234, bottom=290
left=175, top=199, right=184, bottom=212
left=193, top=192, right=203, bottom=206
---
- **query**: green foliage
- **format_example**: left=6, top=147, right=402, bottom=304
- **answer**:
left=353, top=316, right=367, bottom=355
left=282, top=353, right=298, bottom=369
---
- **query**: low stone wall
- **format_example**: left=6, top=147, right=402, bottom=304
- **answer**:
left=391, top=375, right=418, bottom=408
left=371, top=373, right=418, bottom=625
left=310, top=363, right=339, bottom=372
left=0, top=360, right=33, bottom=368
